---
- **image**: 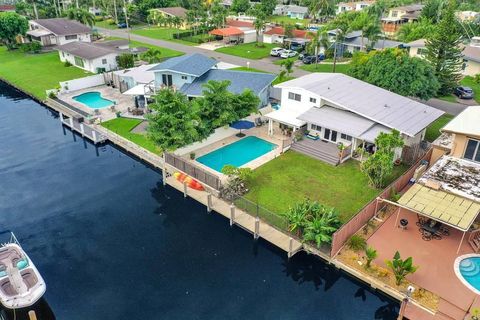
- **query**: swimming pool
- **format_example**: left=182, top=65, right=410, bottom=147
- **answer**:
left=73, top=91, right=114, bottom=109
left=197, top=136, right=276, bottom=172
left=455, top=254, right=480, bottom=294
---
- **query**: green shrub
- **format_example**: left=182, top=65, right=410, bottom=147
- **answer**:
left=48, top=91, right=57, bottom=99
left=365, top=246, right=377, bottom=269
left=106, top=18, right=115, bottom=25
left=20, top=42, right=41, bottom=53
left=64, top=60, right=72, bottom=67
left=385, top=251, right=419, bottom=286
left=94, top=16, right=103, bottom=22
left=474, top=74, right=480, bottom=84
left=347, top=234, right=367, bottom=251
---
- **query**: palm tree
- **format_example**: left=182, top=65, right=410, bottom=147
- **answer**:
left=172, top=16, right=183, bottom=37
left=66, top=8, right=95, bottom=27
left=141, top=49, right=163, bottom=63
left=253, top=16, right=266, bottom=47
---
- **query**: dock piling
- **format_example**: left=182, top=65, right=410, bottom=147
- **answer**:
left=229, top=205, right=235, bottom=226
left=207, top=194, right=212, bottom=213
left=183, top=181, right=188, bottom=198
left=59, top=112, right=64, bottom=122
left=254, top=217, right=260, bottom=239
left=80, top=123, right=85, bottom=136
left=69, top=117, right=73, bottom=128
left=162, top=167, right=167, bottom=186
left=92, top=130, right=97, bottom=143
left=288, top=237, right=293, bottom=258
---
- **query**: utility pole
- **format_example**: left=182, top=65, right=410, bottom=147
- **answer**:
left=332, top=32, right=338, bottom=73
left=123, top=0, right=130, bottom=44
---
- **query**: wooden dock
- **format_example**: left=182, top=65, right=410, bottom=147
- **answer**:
left=60, top=113, right=107, bottom=144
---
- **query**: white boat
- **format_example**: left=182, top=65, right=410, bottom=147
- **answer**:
left=0, top=233, right=45, bottom=309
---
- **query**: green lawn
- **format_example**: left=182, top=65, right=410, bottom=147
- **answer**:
left=425, top=114, right=454, bottom=142
left=94, top=20, right=118, bottom=30
left=0, top=47, right=91, bottom=100
left=215, top=43, right=277, bottom=60
left=269, top=15, right=311, bottom=26
left=101, top=118, right=160, bottom=154
left=106, top=37, right=183, bottom=58
left=131, top=27, right=199, bottom=46
left=437, top=94, right=457, bottom=103
left=230, top=66, right=268, bottom=73
left=244, top=151, right=408, bottom=223
left=461, top=76, right=480, bottom=104
left=272, top=76, right=295, bottom=85
left=300, top=63, right=351, bottom=74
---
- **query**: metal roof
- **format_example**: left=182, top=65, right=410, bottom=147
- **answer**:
left=180, top=69, right=276, bottom=96
left=32, top=18, right=91, bottom=36
left=275, top=73, right=444, bottom=137
left=26, top=29, right=52, bottom=37
left=297, top=106, right=375, bottom=137
left=463, top=45, right=480, bottom=63
left=359, top=124, right=391, bottom=142
left=398, top=183, right=480, bottom=231
left=148, top=53, right=217, bottom=77
left=442, top=106, right=480, bottom=137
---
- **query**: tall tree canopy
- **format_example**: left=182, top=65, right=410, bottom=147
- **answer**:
left=231, top=0, right=250, bottom=13
left=0, top=12, right=28, bottom=50
left=348, top=48, right=440, bottom=100
left=397, top=18, right=436, bottom=43
left=425, top=0, right=463, bottom=96
left=66, top=8, right=95, bottom=26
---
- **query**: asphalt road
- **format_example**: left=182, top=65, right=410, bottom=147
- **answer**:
left=102, top=27, right=474, bottom=115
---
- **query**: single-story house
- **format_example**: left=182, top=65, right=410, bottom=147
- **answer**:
left=113, top=63, right=157, bottom=93
left=149, top=7, right=188, bottom=29
left=135, top=53, right=275, bottom=106
left=210, top=19, right=257, bottom=43
left=26, top=18, right=91, bottom=47
left=265, top=73, right=443, bottom=165
left=88, top=7, right=102, bottom=16
left=263, top=26, right=312, bottom=44
left=336, top=1, right=375, bottom=15
left=56, top=40, right=147, bottom=73
left=381, top=4, right=424, bottom=37
left=328, top=29, right=404, bottom=54
left=0, top=4, right=15, bottom=12
left=273, top=5, right=309, bottom=19
left=407, top=37, right=480, bottom=77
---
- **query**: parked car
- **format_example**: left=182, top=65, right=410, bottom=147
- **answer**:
left=280, top=50, right=298, bottom=58
left=302, top=54, right=326, bottom=64
left=117, top=22, right=127, bottom=28
left=454, top=86, right=474, bottom=99
left=290, top=43, right=304, bottom=51
left=270, top=47, right=285, bottom=57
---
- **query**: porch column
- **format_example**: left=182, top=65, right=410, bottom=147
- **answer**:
left=457, top=231, right=466, bottom=254
left=268, top=119, right=273, bottom=136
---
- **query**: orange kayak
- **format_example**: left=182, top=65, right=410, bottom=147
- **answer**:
left=173, top=172, right=205, bottom=191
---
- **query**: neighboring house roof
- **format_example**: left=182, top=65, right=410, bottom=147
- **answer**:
left=406, top=38, right=426, bottom=48
left=154, top=6, right=187, bottom=18
left=463, top=45, right=480, bottom=63
left=26, top=29, right=53, bottom=37
left=55, top=40, right=145, bottom=60
left=0, top=4, right=15, bottom=11
left=276, top=73, right=443, bottom=137
left=114, top=63, right=157, bottom=84
left=180, top=69, right=276, bottom=97
left=337, top=1, right=375, bottom=9
left=32, top=18, right=91, bottom=36
left=226, top=19, right=253, bottom=28
left=344, top=36, right=403, bottom=49
left=210, top=27, right=244, bottom=37
left=441, top=106, right=480, bottom=137
left=148, top=53, right=217, bottom=77
left=390, top=4, right=424, bottom=12
left=274, top=5, right=308, bottom=14
left=264, top=27, right=311, bottom=39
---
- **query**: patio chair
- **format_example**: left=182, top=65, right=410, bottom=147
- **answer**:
left=255, top=118, right=263, bottom=127
left=439, top=225, right=450, bottom=236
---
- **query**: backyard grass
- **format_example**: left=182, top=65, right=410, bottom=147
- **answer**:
left=425, top=114, right=454, bottom=142
left=101, top=118, right=160, bottom=154
left=300, top=62, right=351, bottom=74
left=244, top=151, right=408, bottom=223
left=131, top=27, right=199, bottom=46
left=0, top=46, right=91, bottom=100
left=269, top=15, right=311, bottom=26
left=215, top=43, right=277, bottom=60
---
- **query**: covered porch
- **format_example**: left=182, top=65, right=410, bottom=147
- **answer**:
left=26, top=29, right=54, bottom=46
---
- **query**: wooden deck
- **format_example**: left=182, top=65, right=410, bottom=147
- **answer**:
left=60, top=113, right=107, bottom=144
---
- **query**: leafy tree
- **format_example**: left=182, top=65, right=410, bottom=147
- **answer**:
left=284, top=23, right=295, bottom=39
left=397, top=18, right=436, bottom=43
left=233, top=89, right=260, bottom=119
left=231, top=0, right=250, bottom=13
left=350, top=11, right=380, bottom=51
left=259, top=0, right=276, bottom=17
left=195, top=80, right=236, bottom=131
left=141, top=49, right=163, bottom=63
left=210, top=0, right=227, bottom=28
left=420, top=0, right=444, bottom=23
left=66, top=8, right=95, bottom=26
left=280, top=58, right=294, bottom=77
left=0, top=12, right=28, bottom=50
left=425, top=0, right=464, bottom=96
left=365, top=246, right=377, bottom=269
left=116, top=53, right=135, bottom=69
left=307, top=0, right=335, bottom=22
left=361, top=130, right=404, bottom=188
left=385, top=251, right=418, bottom=286
left=348, top=48, right=440, bottom=100
left=136, top=0, right=177, bottom=16
left=146, top=88, right=203, bottom=151
left=250, top=4, right=267, bottom=46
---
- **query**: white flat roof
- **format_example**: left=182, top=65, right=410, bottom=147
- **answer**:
left=265, top=109, right=306, bottom=127
left=442, top=106, right=480, bottom=137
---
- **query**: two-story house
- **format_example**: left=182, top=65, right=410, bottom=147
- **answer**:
left=336, top=1, right=375, bottom=15
left=381, top=4, right=424, bottom=37
left=26, top=18, right=91, bottom=47
left=264, top=73, right=443, bottom=165
left=273, top=5, right=309, bottom=19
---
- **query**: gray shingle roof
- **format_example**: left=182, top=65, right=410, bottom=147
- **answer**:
left=33, top=18, right=91, bottom=36
left=344, top=37, right=403, bottom=50
left=180, top=69, right=276, bottom=96
left=56, top=40, right=143, bottom=60
left=276, top=73, right=444, bottom=137
left=148, top=53, right=217, bottom=77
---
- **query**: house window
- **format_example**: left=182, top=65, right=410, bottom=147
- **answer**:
left=341, top=133, right=353, bottom=141
left=464, top=139, right=480, bottom=162
left=417, top=48, right=427, bottom=55
left=62, top=52, right=65, bottom=57
left=162, top=74, right=173, bottom=86
left=391, top=11, right=398, bottom=17
left=311, top=124, right=321, bottom=131
left=102, top=58, right=107, bottom=65
left=181, top=75, right=188, bottom=80
left=74, top=56, right=84, bottom=68
left=288, top=92, right=301, bottom=101
left=309, top=97, right=316, bottom=103
left=65, top=35, right=77, bottom=40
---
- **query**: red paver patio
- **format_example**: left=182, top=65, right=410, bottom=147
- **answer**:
left=368, top=208, right=478, bottom=316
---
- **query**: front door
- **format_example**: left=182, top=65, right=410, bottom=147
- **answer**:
left=324, top=128, right=330, bottom=140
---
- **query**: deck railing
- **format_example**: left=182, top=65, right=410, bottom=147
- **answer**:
left=234, top=196, right=288, bottom=231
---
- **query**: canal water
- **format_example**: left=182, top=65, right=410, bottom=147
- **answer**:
left=0, top=81, right=399, bottom=320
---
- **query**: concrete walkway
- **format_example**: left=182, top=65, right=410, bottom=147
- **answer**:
left=99, top=28, right=310, bottom=78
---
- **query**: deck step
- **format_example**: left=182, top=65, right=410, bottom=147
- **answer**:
left=291, top=142, right=339, bottom=166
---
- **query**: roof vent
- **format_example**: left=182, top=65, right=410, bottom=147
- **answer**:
left=384, top=104, right=389, bottom=108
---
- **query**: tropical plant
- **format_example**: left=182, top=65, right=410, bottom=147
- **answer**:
left=397, top=18, right=435, bottom=43
left=280, top=58, right=294, bottom=78
left=141, top=48, right=163, bottom=63
left=470, top=308, right=480, bottom=320
left=282, top=200, right=310, bottom=234
left=349, top=11, right=380, bottom=51
left=347, top=234, right=367, bottom=251
left=220, top=165, right=253, bottom=201
left=116, top=53, right=135, bottom=69
left=364, top=246, right=377, bottom=269
left=425, top=0, right=464, bottom=96
left=385, top=251, right=418, bottom=286
left=66, top=8, right=95, bottom=27
left=0, top=12, right=29, bottom=49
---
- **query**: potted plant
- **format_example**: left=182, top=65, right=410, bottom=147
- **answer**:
left=337, top=143, right=346, bottom=159
left=190, top=152, right=196, bottom=160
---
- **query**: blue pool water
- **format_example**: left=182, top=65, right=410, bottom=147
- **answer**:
left=0, top=81, right=399, bottom=319
left=73, top=91, right=114, bottom=109
left=459, top=257, right=480, bottom=292
left=197, top=136, right=276, bottom=172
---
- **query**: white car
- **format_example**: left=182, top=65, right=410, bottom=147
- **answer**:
left=270, top=47, right=285, bottom=57
left=280, top=50, right=298, bottom=58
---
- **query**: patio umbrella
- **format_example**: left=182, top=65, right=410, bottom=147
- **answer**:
left=230, top=120, right=255, bottom=137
